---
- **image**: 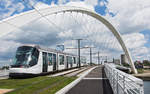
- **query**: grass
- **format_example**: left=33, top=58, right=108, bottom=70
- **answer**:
left=0, top=76, right=77, bottom=94
left=38, top=77, right=76, bottom=94
left=137, top=69, right=144, bottom=74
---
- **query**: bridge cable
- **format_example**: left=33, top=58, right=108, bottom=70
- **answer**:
left=22, top=0, right=77, bottom=47
left=69, top=12, right=95, bottom=41
left=22, top=0, right=66, bottom=32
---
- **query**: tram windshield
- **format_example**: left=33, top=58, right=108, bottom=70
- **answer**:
left=11, top=46, right=39, bottom=68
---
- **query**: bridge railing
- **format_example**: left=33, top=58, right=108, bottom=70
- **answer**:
left=104, top=64, right=144, bottom=94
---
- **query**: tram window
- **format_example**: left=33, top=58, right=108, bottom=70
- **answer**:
left=81, top=58, right=84, bottom=64
left=80, top=58, right=82, bottom=64
left=59, top=55, right=64, bottom=65
left=53, top=54, right=56, bottom=65
left=73, top=57, right=76, bottom=64
left=77, top=57, right=79, bottom=63
left=83, top=58, right=86, bottom=64
left=29, top=48, right=39, bottom=66
left=12, top=46, right=39, bottom=67
left=69, top=57, right=72, bottom=64
left=66, top=56, right=69, bottom=63
left=66, top=56, right=71, bottom=64
left=48, top=53, right=53, bottom=66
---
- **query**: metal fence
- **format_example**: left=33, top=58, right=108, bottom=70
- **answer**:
left=104, top=64, right=144, bottom=94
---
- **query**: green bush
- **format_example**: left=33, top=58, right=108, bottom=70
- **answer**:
left=137, top=69, right=144, bottom=73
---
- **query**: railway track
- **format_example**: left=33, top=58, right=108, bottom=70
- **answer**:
left=48, top=66, right=92, bottom=77
left=0, top=71, right=9, bottom=79
left=64, top=66, right=92, bottom=77
left=0, top=75, right=9, bottom=79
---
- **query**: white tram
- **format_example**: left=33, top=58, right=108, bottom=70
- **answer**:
left=9, top=45, right=86, bottom=77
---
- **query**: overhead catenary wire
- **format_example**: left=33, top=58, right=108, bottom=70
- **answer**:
left=23, top=0, right=80, bottom=49
left=111, top=36, right=118, bottom=60
left=100, top=31, right=108, bottom=56
left=104, top=33, right=114, bottom=60
left=22, top=0, right=79, bottom=48
left=70, top=12, right=96, bottom=43
left=22, top=0, right=65, bottom=32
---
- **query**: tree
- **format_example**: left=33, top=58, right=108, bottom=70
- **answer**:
left=2, top=66, right=9, bottom=70
left=143, top=60, right=150, bottom=66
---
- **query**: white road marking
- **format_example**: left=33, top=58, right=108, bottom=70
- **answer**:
left=83, top=78, right=108, bottom=80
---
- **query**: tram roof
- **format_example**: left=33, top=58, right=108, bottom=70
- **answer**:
left=21, top=44, right=82, bottom=57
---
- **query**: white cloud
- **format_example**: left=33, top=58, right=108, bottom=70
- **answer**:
left=34, top=2, right=51, bottom=9
left=15, top=2, right=25, bottom=12
left=58, top=29, right=73, bottom=38
left=122, top=33, right=147, bottom=49
left=121, top=32, right=149, bottom=61
left=58, top=0, right=98, bottom=7
left=0, top=5, right=123, bottom=61
left=0, top=0, right=150, bottom=62
left=84, top=0, right=98, bottom=6
left=0, top=39, right=21, bottom=60
left=57, top=0, right=96, bottom=11
left=0, top=0, right=25, bottom=20
left=105, top=0, right=150, bottom=34
left=99, top=1, right=105, bottom=6
left=131, top=46, right=149, bottom=61
left=65, top=1, right=94, bottom=11
left=102, top=0, right=150, bottom=61
left=132, top=47, right=149, bottom=56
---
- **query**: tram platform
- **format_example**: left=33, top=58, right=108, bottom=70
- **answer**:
left=66, top=66, right=113, bottom=94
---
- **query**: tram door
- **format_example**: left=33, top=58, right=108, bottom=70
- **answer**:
left=70, top=57, right=73, bottom=68
left=66, top=56, right=69, bottom=69
left=42, top=52, right=48, bottom=72
left=53, top=54, right=57, bottom=71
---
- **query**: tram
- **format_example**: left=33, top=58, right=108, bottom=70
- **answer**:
left=9, top=44, right=86, bottom=77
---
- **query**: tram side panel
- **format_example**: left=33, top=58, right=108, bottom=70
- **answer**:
left=37, top=51, right=43, bottom=73
left=81, top=58, right=83, bottom=66
left=25, top=50, right=43, bottom=74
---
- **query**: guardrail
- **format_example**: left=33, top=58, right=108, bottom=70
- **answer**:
left=104, top=64, right=144, bottom=94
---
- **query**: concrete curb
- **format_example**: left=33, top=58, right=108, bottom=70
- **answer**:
left=55, top=66, right=97, bottom=94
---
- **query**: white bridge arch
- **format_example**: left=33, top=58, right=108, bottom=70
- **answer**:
left=0, top=6, right=137, bottom=74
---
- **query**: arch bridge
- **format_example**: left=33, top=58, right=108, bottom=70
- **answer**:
left=0, top=5, right=137, bottom=74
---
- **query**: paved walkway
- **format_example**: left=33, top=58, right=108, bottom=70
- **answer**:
left=0, top=89, right=14, bottom=94
left=66, top=66, right=113, bottom=94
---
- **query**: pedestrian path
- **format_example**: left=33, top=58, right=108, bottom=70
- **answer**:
left=66, top=65, right=113, bottom=94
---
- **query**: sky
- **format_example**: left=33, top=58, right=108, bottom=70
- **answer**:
left=0, top=0, right=150, bottom=65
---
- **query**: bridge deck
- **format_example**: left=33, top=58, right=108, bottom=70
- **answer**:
left=66, top=66, right=113, bottom=94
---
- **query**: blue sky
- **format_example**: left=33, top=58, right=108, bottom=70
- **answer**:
left=0, top=0, right=107, bottom=20
left=0, top=0, right=150, bottom=63
left=141, top=30, right=150, bottom=48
